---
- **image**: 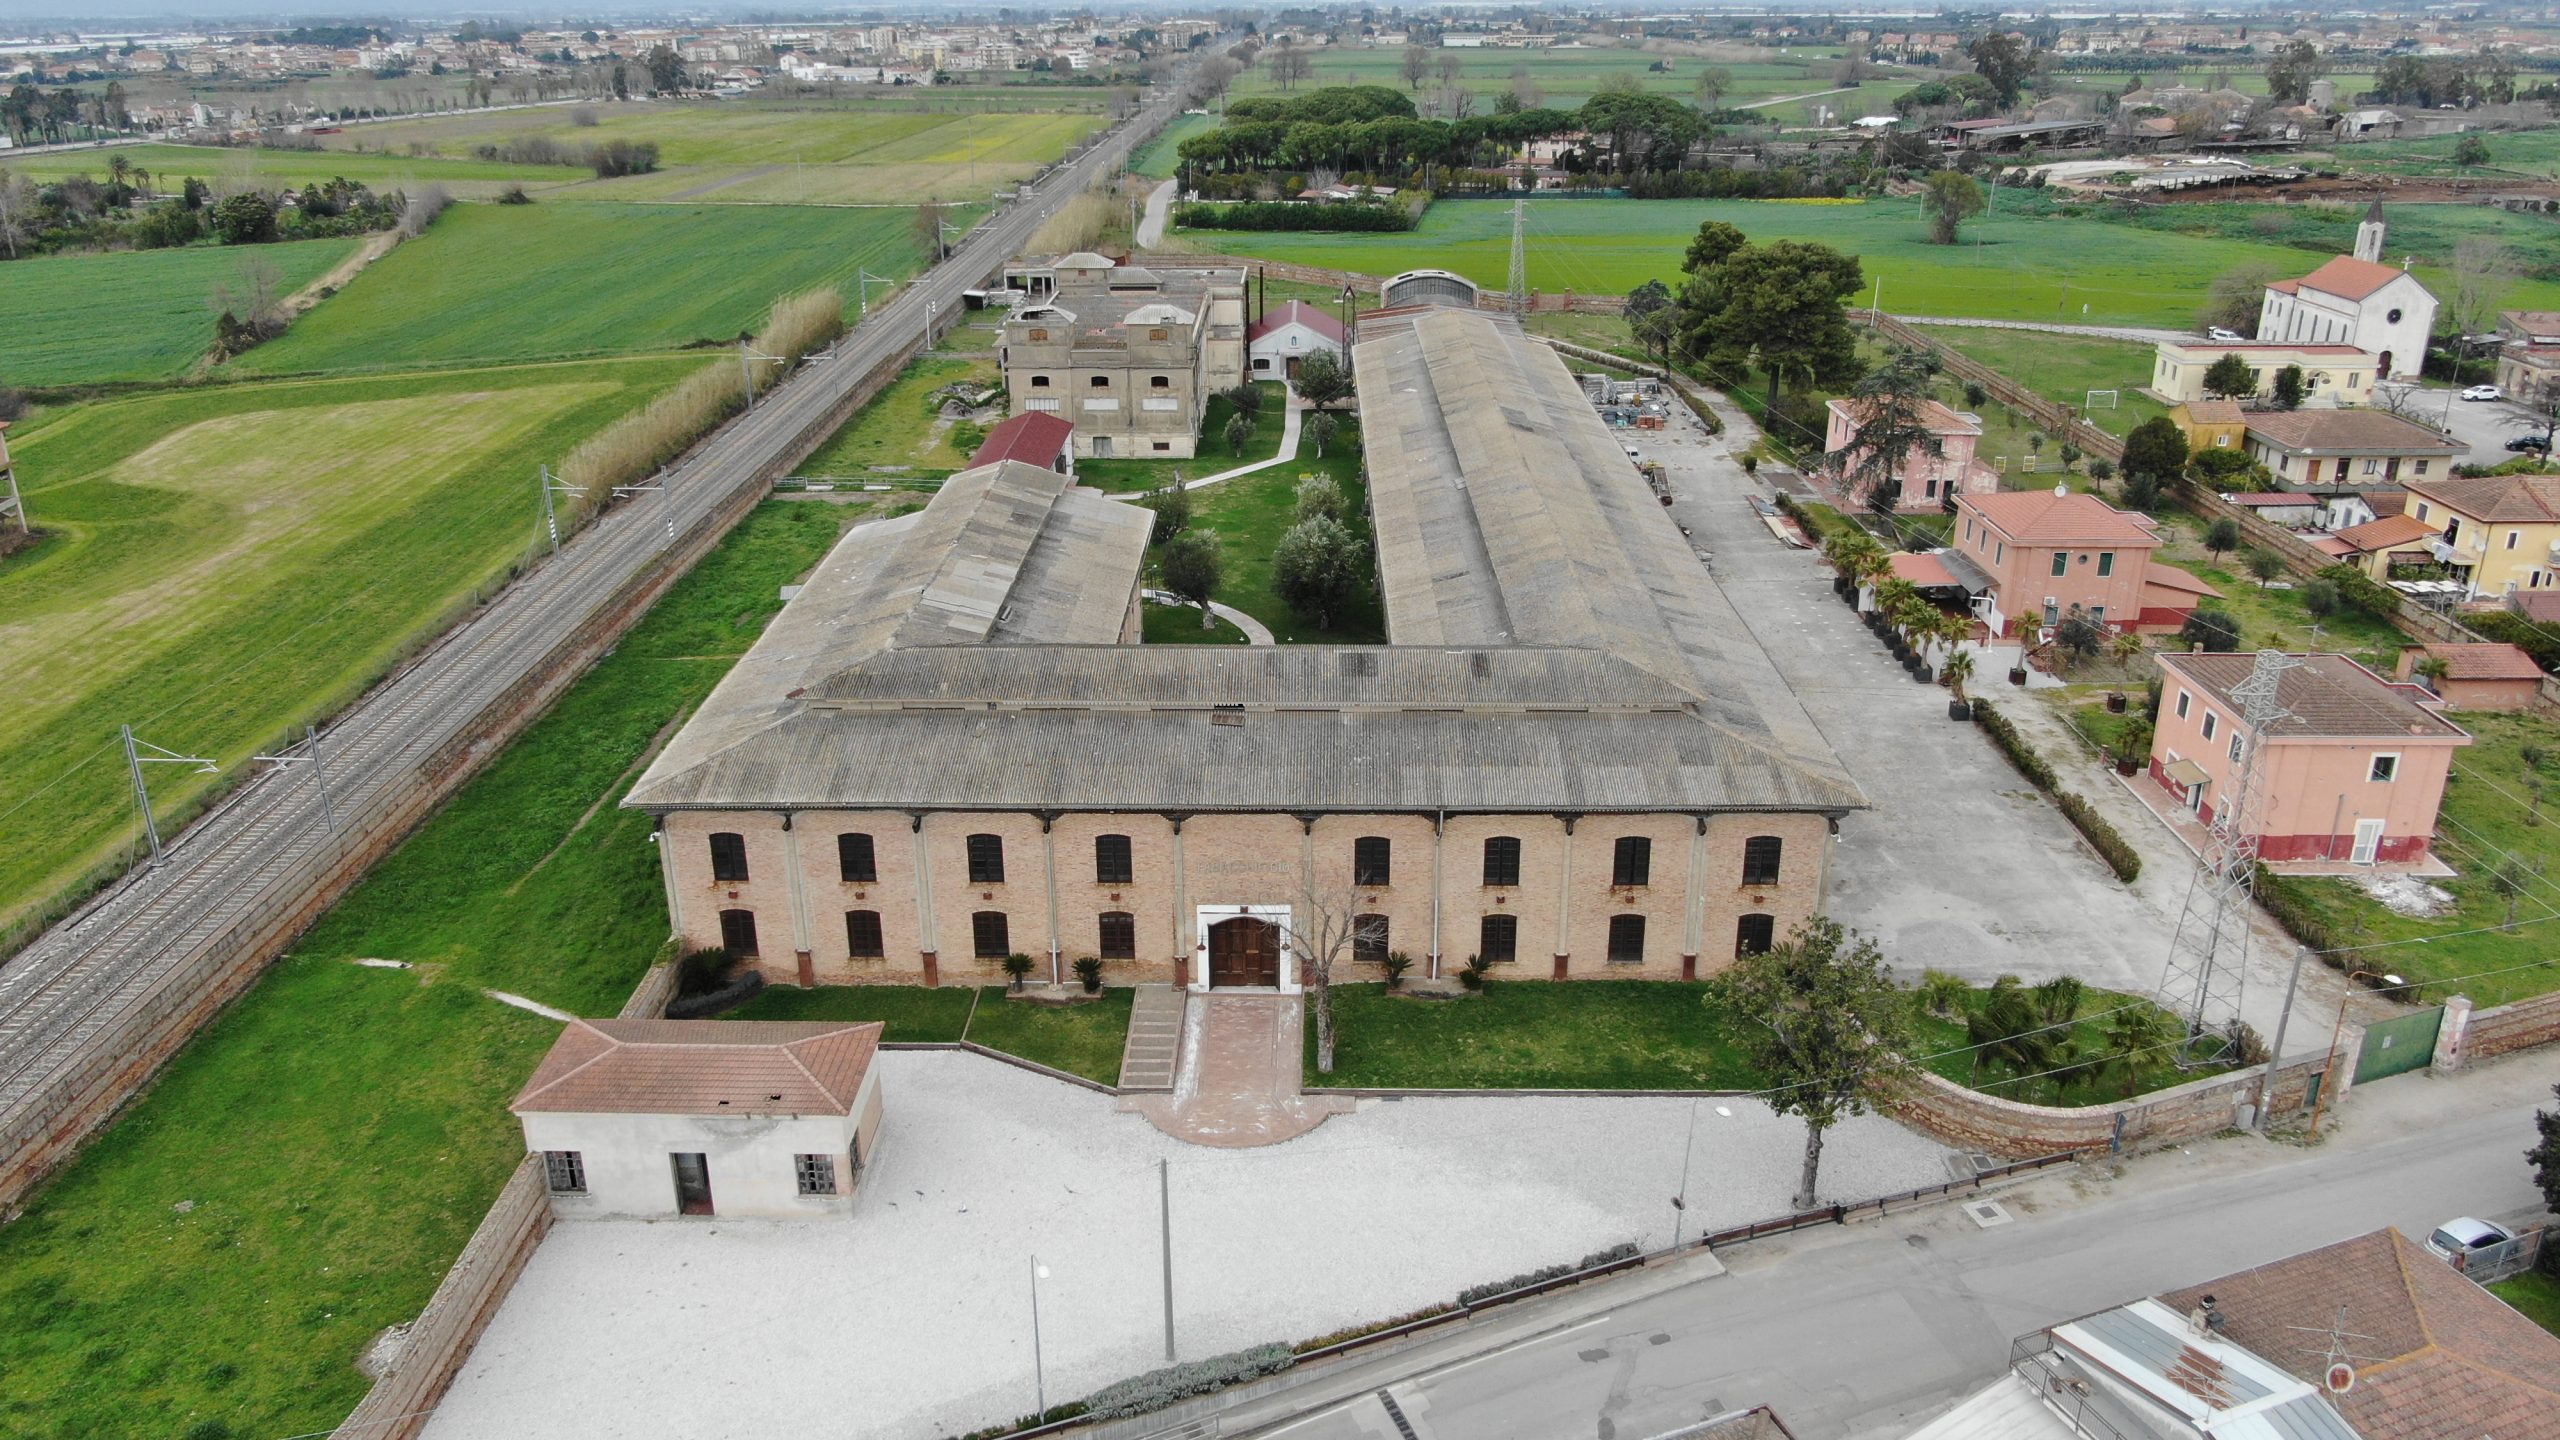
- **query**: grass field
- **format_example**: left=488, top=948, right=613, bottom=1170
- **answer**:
left=1132, top=112, right=1215, bottom=179
left=2264, top=709, right=2560, bottom=1007
left=234, top=201, right=951, bottom=374
left=1187, top=196, right=2560, bottom=328
left=2492, top=1270, right=2560, bottom=1336
left=1918, top=327, right=2173, bottom=439
left=0, top=236, right=360, bottom=387
left=794, top=355, right=999, bottom=479
left=1235, top=44, right=1862, bottom=108
left=1141, top=602, right=1252, bottom=644
left=0, top=140, right=576, bottom=196
left=1078, top=381, right=1290, bottom=492
left=1177, top=409, right=1383, bottom=643
left=728, top=984, right=1137, bottom=1084
left=0, top=355, right=707, bottom=943
left=2146, top=512, right=2411, bottom=671
left=0, top=499, right=851, bottom=1440
left=1306, top=981, right=1766, bottom=1089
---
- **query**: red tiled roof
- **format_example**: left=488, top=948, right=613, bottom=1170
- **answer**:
left=2155, top=652, right=2468, bottom=741
left=2308, top=534, right=2356, bottom=557
left=1247, top=299, right=1348, bottom=346
left=2335, top=513, right=2436, bottom=550
left=1826, top=395, right=1979, bottom=437
left=2222, top=491, right=2317, bottom=507
left=2140, top=564, right=2220, bottom=598
left=2516, top=590, right=2560, bottom=624
left=2244, top=410, right=2465, bottom=455
left=1886, top=551, right=1959, bottom=587
left=2403, top=471, right=2560, bottom=524
left=2423, top=642, right=2545, bottom=680
left=968, top=411, right=1074, bottom=470
left=2159, top=1229, right=2560, bottom=1440
left=2290, top=255, right=2423, bottom=302
left=2178, top=399, right=2246, bottom=424
left=1959, top=488, right=2159, bottom=546
left=512, top=1019, right=882, bottom=1117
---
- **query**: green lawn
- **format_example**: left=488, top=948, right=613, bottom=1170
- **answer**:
left=1908, top=985, right=2225, bottom=1108
left=1307, top=981, right=1766, bottom=1090
left=2147, top=510, right=2408, bottom=671
left=0, top=356, right=708, bottom=948
left=2263, top=709, right=2560, bottom=1006
left=1234, top=46, right=1866, bottom=108
left=0, top=499, right=852, bottom=1440
left=1132, top=112, right=1215, bottom=179
left=1185, top=196, right=2555, bottom=328
left=2491, top=1269, right=2560, bottom=1336
left=0, top=236, right=360, bottom=387
left=235, top=200, right=952, bottom=375
left=794, top=355, right=998, bottom=480
left=726, top=983, right=1136, bottom=1085
left=1, top=140, right=576, bottom=195
left=1919, top=326, right=2173, bottom=440
left=1142, top=602, right=1252, bottom=644
left=1178, top=409, right=1384, bottom=643
left=1077, top=381, right=1291, bottom=492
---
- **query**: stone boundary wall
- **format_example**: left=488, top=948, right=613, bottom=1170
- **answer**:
left=1145, top=251, right=1627, bottom=314
left=2463, top=989, right=2560, bottom=1062
left=1888, top=1047, right=2345, bottom=1160
left=617, top=962, right=677, bottom=1020
left=0, top=334, right=924, bottom=1212
left=331, top=1155, right=551, bottom=1440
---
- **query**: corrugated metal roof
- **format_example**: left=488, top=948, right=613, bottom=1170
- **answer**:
left=2056, top=1300, right=2361, bottom=1440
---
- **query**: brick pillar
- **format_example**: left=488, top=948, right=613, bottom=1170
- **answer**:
left=2434, top=995, right=2475, bottom=1075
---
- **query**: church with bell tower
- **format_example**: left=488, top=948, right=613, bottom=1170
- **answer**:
left=2257, top=200, right=2438, bottom=379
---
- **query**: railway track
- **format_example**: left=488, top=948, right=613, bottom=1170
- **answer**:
left=0, top=84, right=1195, bottom=1200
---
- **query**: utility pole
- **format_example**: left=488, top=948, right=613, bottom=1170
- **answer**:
left=537, top=464, right=579, bottom=555
left=0, top=420, right=24, bottom=535
left=1159, top=1158, right=1177, bottom=1362
left=856, top=267, right=887, bottom=318
left=938, top=216, right=962, bottom=261
left=122, top=725, right=217, bottom=869
left=611, top=477, right=677, bottom=545
left=253, top=724, right=337, bottom=832
left=1508, top=195, right=1528, bottom=318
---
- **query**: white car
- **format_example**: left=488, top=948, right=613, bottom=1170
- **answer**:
left=2462, top=384, right=2504, bottom=401
left=2424, top=1216, right=2515, bottom=1265
left=2206, top=326, right=2244, bottom=342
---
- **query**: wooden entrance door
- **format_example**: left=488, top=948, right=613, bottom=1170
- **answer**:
left=1207, top=917, right=1279, bottom=987
left=671, top=1153, right=714, bottom=1215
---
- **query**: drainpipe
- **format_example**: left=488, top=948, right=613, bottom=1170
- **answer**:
left=1429, top=810, right=1445, bottom=981
left=1041, top=813, right=1063, bottom=988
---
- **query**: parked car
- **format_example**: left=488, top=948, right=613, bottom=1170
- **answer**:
left=2506, top=434, right=2552, bottom=453
left=2205, top=326, right=2244, bottom=343
left=2424, top=1217, right=2515, bottom=1265
left=2462, top=384, right=2504, bottom=401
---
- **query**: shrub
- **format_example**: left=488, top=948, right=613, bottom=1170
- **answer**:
left=1456, top=1243, right=1640, bottom=1307
left=1174, top=199, right=1415, bottom=232
left=2252, top=864, right=2336, bottom=954
left=676, top=947, right=732, bottom=994
left=1002, top=952, right=1035, bottom=989
left=1972, top=701, right=2140, bottom=881
left=1380, top=950, right=1413, bottom=988
left=1077, top=1344, right=1296, bottom=1420
left=2301, top=578, right=2340, bottom=619
left=1458, top=952, right=1492, bottom=990
left=495, top=184, right=533, bottom=205
left=2466, top=610, right=2560, bottom=674
left=1918, top=968, right=1969, bottom=1018
left=2314, top=564, right=2400, bottom=621
left=1294, top=474, right=1344, bottom=523
left=1073, top=956, right=1104, bottom=993
left=2179, top=607, right=2243, bottom=653
left=395, top=182, right=450, bottom=238
left=589, top=138, right=660, bottom=178
left=1295, top=1303, right=1456, bottom=1352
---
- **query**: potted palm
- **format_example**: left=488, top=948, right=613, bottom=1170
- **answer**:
left=2008, top=622, right=2032, bottom=687
left=2114, top=717, right=2153, bottom=776
left=1942, top=648, right=1976, bottom=721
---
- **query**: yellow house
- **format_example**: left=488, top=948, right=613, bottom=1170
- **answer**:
left=2401, top=472, right=2560, bottom=599
left=2170, top=399, right=2247, bottom=456
left=2151, top=341, right=2378, bottom=406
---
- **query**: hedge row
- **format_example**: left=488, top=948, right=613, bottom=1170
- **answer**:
left=1174, top=200, right=1414, bottom=232
left=1454, top=1242, right=1640, bottom=1307
left=1078, top=1343, right=1297, bottom=1420
left=1971, top=701, right=2143, bottom=883
left=2252, top=863, right=2337, bottom=954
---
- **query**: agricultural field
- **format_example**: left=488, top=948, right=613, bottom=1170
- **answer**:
left=0, top=355, right=707, bottom=943
left=2316, top=126, right=2560, bottom=180
left=330, top=98, right=1106, bottom=205
left=0, top=500, right=852, bottom=1440
left=1918, top=327, right=2172, bottom=440
left=0, top=140, right=576, bottom=197
left=1185, top=195, right=2560, bottom=327
left=0, top=236, right=360, bottom=388
left=233, top=201, right=953, bottom=375
left=1234, top=42, right=1865, bottom=108
left=2020, top=190, right=2560, bottom=295
left=1131, top=111, right=1215, bottom=178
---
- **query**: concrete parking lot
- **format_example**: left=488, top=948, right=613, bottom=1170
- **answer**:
left=1620, top=395, right=2344, bottom=1047
left=2405, top=383, right=2547, bottom=467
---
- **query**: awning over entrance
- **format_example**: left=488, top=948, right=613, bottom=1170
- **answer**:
left=2164, top=758, right=2210, bottom=787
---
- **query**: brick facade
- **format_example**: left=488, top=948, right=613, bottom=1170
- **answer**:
left=660, top=809, right=1833, bottom=990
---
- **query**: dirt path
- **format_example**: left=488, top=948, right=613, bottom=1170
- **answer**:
left=278, top=229, right=399, bottom=324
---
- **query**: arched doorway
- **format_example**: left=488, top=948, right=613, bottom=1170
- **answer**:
left=2378, top=350, right=2393, bottom=379
left=1206, top=916, right=1280, bottom=987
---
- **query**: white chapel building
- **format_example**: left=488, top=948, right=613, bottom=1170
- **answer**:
left=2257, top=202, right=2437, bottom=380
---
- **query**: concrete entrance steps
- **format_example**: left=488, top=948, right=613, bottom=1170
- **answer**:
left=1123, top=993, right=1353, bottom=1147
left=1116, top=983, right=1186, bottom=1091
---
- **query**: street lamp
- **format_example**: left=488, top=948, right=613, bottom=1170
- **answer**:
left=1029, top=1256, right=1052, bottom=1418
left=1671, top=1102, right=1734, bottom=1247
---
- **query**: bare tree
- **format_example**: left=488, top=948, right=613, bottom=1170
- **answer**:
left=2450, top=234, right=2516, bottom=338
left=0, top=170, right=35, bottom=260
left=1510, top=61, right=1541, bottom=108
left=209, top=256, right=285, bottom=328
left=1279, top=887, right=1389, bottom=1075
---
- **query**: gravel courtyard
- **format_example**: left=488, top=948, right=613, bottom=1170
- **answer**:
left=424, top=1051, right=1958, bottom=1440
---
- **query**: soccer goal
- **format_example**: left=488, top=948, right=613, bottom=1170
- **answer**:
left=2084, top=389, right=2120, bottom=410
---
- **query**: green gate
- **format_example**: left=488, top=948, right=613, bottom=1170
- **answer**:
left=2354, top=1005, right=2444, bottom=1084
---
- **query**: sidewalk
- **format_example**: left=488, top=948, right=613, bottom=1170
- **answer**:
left=1178, top=395, right=1305, bottom=491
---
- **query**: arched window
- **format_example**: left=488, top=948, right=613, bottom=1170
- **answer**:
left=1098, top=911, right=1137, bottom=960
left=1606, top=914, right=1645, bottom=965
left=845, top=910, right=884, bottom=958
left=1353, top=836, right=1391, bottom=887
left=1481, top=835, right=1521, bottom=887
left=1089, top=374, right=1111, bottom=388
left=966, top=833, right=1005, bottom=884
left=838, top=833, right=876, bottom=884
left=1478, top=913, right=1517, bottom=964
left=1095, top=834, right=1134, bottom=885
left=1735, top=913, right=1776, bottom=957
left=1352, top=914, right=1390, bottom=964
left=1741, top=836, right=1783, bottom=886
left=718, top=908, right=759, bottom=957
left=971, top=911, right=1011, bottom=959
left=1612, top=836, right=1651, bottom=887
left=708, top=832, right=749, bottom=882
left=1149, top=374, right=1171, bottom=389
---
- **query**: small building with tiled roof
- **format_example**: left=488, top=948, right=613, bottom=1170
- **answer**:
left=2496, top=308, right=2560, bottom=403
left=513, top=1019, right=886, bottom=1218
left=2402, top=470, right=2560, bottom=599
left=1246, top=298, right=1347, bottom=381
left=2331, top=510, right=2440, bottom=580
left=2170, top=398, right=2247, bottom=456
left=967, top=410, right=1074, bottom=475
left=1950, top=487, right=2215, bottom=636
left=2398, top=641, right=2547, bottom=711
left=2158, top=1228, right=2560, bottom=1440
left=2257, top=211, right=2438, bottom=379
left=2244, top=409, right=2464, bottom=496
left=2149, top=652, right=2469, bottom=863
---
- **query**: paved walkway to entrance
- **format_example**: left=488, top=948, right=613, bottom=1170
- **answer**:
left=1124, top=992, right=1351, bottom=1147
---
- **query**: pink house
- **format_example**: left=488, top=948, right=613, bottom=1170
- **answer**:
left=1951, top=488, right=2219, bottom=637
left=2149, top=653, right=2470, bottom=864
left=1823, top=396, right=2000, bottom=512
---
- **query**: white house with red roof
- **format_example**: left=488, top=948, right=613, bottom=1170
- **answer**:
left=513, top=1019, right=886, bottom=1219
left=2256, top=204, right=2436, bottom=379
left=1247, top=299, right=1348, bottom=381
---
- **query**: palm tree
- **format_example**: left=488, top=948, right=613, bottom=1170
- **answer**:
left=2102, top=1006, right=2180, bottom=1097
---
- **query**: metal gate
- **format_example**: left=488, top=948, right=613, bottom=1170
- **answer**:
left=2355, top=1005, right=2445, bottom=1084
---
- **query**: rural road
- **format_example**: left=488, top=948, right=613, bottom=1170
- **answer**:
left=0, top=69, right=1207, bottom=1202
left=1195, top=1054, right=2556, bottom=1440
left=1896, top=315, right=2192, bottom=345
left=1138, top=177, right=1177, bottom=247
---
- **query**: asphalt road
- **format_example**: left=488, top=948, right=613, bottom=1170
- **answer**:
left=0, top=72, right=1204, bottom=1195
left=1235, top=1056, right=2556, bottom=1440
